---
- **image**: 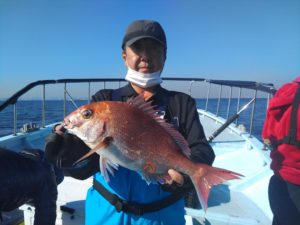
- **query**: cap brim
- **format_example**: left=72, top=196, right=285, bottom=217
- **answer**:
left=126, top=36, right=165, bottom=47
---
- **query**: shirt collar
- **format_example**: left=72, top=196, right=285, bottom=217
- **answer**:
left=119, top=83, right=170, bottom=105
left=119, top=83, right=136, bottom=97
left=120, top=83, right=164, bottom=97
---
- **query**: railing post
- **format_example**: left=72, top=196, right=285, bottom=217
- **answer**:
left=42, top=84, right=46, bottom=128
left=226, top=87, right=232, bottom=119
left=88, top=82, right=91, bottom=103
left=236, top=87, right=242, bottom=125
left=249, top=89, right=257, bottom=137
left=216, top=85, right=222, bottom=117
left=189, top=80, right=195, bottom=97
left=266, top=93, right=271, bottom=112
left=64, top=83, right=67, bottom=118
left=13, top=103, right=17, bottom=136
left=205, top=82, right=210, bottom=111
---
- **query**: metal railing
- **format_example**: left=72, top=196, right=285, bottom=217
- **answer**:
left=0, top=78, right=276, bottom=136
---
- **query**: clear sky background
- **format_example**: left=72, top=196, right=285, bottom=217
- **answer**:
left=0, top=0, right=299, bottom=99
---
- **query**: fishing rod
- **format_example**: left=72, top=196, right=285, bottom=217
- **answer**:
left=207, top=97, right=256, bottom=142
left=64, top=88, right=79, bottom=109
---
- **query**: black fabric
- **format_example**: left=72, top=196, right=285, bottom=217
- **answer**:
left=93, top=178, right=182, bottom=215
left=20, top=149, right=64, bottom=185
left=45, top=133, right=99, bottom=180
left=269, top=175, right=300, bottom=225
left=276, top=83, right=300, bottom=148
left=0, top=148, right=58, bottom=225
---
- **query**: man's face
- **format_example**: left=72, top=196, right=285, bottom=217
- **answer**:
left=122, top=38, right=166, bottom=74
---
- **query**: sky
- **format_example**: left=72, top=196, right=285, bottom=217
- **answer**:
left=0, top=0, right=299, bottom=99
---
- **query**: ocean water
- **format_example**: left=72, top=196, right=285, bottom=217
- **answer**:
left=0, top=98, right=267, bottom=139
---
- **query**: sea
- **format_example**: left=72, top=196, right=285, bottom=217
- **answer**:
left=0, top=98, right=268, bottom=140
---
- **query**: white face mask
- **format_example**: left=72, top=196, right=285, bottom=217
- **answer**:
left=125, top=67, right=162, bottom=88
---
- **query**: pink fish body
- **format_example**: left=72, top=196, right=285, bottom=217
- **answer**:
left=64, top=95, right=242, bottom=210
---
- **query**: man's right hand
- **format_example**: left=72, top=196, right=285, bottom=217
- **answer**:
left=53, top=123, right=66, bottom=136
left=45, top=125, right=100, bottom=180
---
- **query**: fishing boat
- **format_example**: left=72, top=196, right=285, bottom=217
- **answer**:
left=0, top=78, right=276, bottom=225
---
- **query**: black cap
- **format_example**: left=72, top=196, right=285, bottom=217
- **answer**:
left=122, top=20, right=167, bottom=49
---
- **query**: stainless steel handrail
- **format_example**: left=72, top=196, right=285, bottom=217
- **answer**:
left=0, top=78, right=276, bottom=137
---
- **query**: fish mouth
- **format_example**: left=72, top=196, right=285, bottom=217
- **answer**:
left=61, top=122, right=67, bottom=129
left=62, top=122, right=91, bottom=143
left=65, top=128, right=90, bottom=143
left=63, top=118, right=76, bottom=129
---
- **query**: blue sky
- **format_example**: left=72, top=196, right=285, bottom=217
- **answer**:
left=0, top=0, right=299, bottom=99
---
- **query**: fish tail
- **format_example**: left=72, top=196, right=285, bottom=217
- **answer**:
left=190, top=164, right=243, bottom=211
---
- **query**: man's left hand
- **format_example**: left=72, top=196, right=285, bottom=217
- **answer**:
left=167, top=169, right=184, bottom=186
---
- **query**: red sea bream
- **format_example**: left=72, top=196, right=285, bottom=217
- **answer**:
left=63, top=95, right=243, bottom=210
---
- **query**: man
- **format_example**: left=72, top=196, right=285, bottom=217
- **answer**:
left=45, top=19, right=215, bottom=225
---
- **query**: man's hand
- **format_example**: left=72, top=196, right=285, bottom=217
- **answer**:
left=161, top=169, right=194, bottom=194
left=45, top=126, right=100, bottom=180
left=53, top=123, right=66, bottom=135
left=167, top=169, right=184, bottom=186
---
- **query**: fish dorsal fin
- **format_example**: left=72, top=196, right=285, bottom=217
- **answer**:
left=127, top=94, right=191, bottom=158
left=159, top=121, right=191, bottom=158
left=127, top=94, right=156, bottom=115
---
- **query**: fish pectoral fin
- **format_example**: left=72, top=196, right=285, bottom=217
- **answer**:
left=73, top=137, right=113, bottom=165
left=141, top=173, right=170, bottom=185
left=99, top=157, right=119, bottom=182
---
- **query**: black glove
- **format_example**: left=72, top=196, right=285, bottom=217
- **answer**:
left=45, top=132, right=100, bottom=180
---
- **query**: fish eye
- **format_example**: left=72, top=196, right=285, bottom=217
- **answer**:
left=81, top=109, right=93, bottom=119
